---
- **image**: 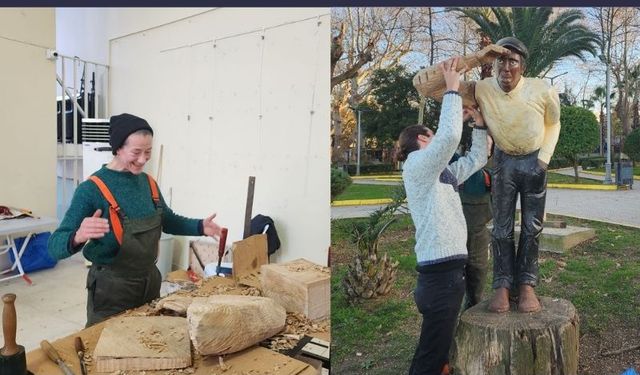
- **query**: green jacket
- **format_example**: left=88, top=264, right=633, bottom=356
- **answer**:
left=450, top=153, right=491, bottom=204
left=48, top=166, right=202, bottom=264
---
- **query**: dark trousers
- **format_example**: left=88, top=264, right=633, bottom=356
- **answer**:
left=461, top=200, right=491, bottom=309
left=491, top=148, right=547, bottom=290
left=409, top=265, right=465, bottom=375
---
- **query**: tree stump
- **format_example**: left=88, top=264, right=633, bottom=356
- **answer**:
left=451, top=296, right=579, bottom=375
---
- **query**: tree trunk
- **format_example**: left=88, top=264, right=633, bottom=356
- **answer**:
left=451, top=297, right=579, bottom=375
left=573, top=161, right=579, bottom=183
left=331, top=103, right=344, bottom=164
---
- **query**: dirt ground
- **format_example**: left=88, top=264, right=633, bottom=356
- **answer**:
left=579, top=327, right=640, bottom=375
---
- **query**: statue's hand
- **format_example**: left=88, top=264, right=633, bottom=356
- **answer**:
left=477, top=44, right=511, bottom=64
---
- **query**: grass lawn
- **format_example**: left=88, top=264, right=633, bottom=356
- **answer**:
left=546, top=172, right=603, bottom=185
left=589, top=166, right=640, bottom=176
left=331, top=214, right=640, bottom=375
left=335, top=173, right=601, bottom=202
left=333, top=183, right=400, bottom=201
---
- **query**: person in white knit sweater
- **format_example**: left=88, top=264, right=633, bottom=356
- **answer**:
left=396, top=57, right=488, bottom=375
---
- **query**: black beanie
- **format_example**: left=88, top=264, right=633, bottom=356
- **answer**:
left=109, top=113, right=154, bottom=155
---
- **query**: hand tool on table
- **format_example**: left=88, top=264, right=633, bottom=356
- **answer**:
left=74, top=337, right=87, bottom=375
left=40, top=340, right=76, bottom=375
left=0, top=294, right=32, bottom=375
left=216, top=227, right=229, bottom=275
left=189, top=241, right=207, bottom=272
left=243, top=176, right=256, bottom=239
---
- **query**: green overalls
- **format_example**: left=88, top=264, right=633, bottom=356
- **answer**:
left=85, top=174, right=163, bottom=327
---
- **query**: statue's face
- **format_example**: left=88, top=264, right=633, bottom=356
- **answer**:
left=495, top=51, right=524, bottom=92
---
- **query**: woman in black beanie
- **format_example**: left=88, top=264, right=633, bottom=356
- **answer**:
left=48, top=113, right=223, bottom=326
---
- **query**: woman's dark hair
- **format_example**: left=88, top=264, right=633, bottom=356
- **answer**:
left=395, top=125, right=429, bottom=162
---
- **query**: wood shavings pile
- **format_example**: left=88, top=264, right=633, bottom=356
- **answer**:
left=130, top=277, right=265, bottom=319
left=137, top=328, right=167, bottom=353
left=240, top=287, right=261, bottom=296
left=207, top=370, right=292, bottom=375
left=237, top=272, right=261, bottom=286
left=108, top=366, right=197, bottom=374
left=285, top=263, right=329, bottom=274
left=283, top=312, right=329, bottom=336
left=186, top=284, right=233, bottom=297
left=262, top=312, right=329, bottom=351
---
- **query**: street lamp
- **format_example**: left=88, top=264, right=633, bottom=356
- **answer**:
left=350, top=107, right=371, bottom=176
left=545, top=71, right=568, bottom=86
left=356, top=109, right=362, bottom=176
left=599, top=54, right=613, bottom=184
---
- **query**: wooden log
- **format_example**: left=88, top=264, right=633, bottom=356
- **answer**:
left=412, top=44, right=510, bottom=107
left=451, top=296, right=579, bottom=375
left=260, top=258, right=331, bottom=320
left=187, top=295, right=286, bottom=355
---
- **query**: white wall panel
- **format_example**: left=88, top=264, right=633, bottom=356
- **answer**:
left=107, top=8, right=330, bottom=266
left=0, top=8, right=56, bottom=217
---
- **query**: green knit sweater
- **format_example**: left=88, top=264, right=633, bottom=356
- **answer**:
left=48, top=166, right=202, bottom=264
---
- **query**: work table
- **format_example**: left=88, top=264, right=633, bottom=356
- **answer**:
left=26, top=273, right=329, bottom=374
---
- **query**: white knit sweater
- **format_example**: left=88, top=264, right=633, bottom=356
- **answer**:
left=402, top=94, right=488, bottom=265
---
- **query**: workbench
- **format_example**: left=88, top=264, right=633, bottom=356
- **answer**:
left=26, top=274, right=329, bottom=374
left=0, top=216, right=58, bottom=285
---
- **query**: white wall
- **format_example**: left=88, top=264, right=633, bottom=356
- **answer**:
left=56, top=8, right=211, bottom=64
left=57, top=8, right=331, bottom=267
left=0, top=9, right=56, bottom=217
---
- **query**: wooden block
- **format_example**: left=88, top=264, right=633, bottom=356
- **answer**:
left=260, top=259, right=330, bottom=320
left=93, top=316, right=191, bottom=372
left=232, top=234, right=268, bottom=285
left=187, top=295, right=286, bottom=355
left=198, top=346, right=315, bottom=375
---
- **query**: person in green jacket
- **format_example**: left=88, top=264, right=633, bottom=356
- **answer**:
left=451, top=133, right=494, bottom=310
left=48, top=113, right=223, bottom=326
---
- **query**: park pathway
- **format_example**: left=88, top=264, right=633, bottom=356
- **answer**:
left=332, top=186, right=640, bottom=228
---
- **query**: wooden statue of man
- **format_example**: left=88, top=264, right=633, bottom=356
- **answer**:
left=413, top=37, right=561, bottom=313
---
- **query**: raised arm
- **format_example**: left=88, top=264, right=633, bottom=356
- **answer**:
left=407, top=58, right=465, bottom=178
left=413, top=44, right=510, bottom=107
left=448, top=106, right=488, bottom=183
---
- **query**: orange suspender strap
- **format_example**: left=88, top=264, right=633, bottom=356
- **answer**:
left=483, top=169, right=491, bottom=188
left=89, top=176, right=124, bottom=246
left=146, top=174, right=160, bottom=205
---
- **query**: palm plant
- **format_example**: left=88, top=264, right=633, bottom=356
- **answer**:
left=591, top=85, right=616, bottom=155
left=342, top=185, right=406, bottom=301
left=451, top=7, right=600, bottom=78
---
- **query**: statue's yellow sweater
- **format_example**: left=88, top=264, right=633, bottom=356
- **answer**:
left=475, top=76, right=561, bottom=164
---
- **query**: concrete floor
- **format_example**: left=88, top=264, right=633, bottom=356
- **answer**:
left=0, top=254, right=87, bottom=352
